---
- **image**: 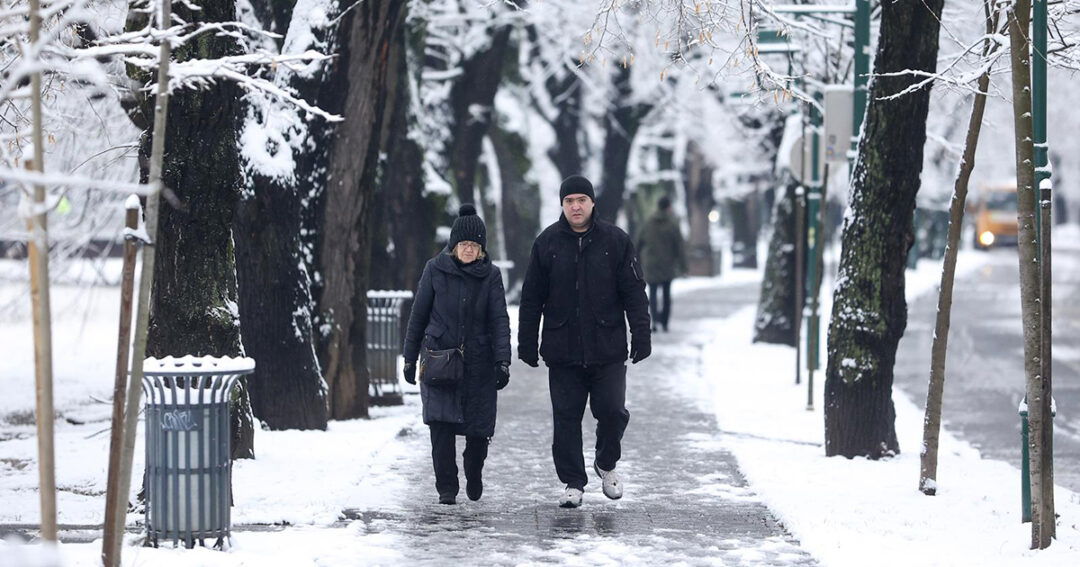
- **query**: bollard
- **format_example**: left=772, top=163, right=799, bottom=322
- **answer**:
left=1019, top=396, right=1056, bottom=523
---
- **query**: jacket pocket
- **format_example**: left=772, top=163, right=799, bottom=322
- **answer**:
left=594, top=315, right=627, bottom=360
left=425, top=320, right=447, bottom=338
left=539, top=316, right=569, bottom=361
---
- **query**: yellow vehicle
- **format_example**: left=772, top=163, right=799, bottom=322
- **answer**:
left=972, top=184, right=1018, bottom=250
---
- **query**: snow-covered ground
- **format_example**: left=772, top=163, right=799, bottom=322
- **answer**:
left=3, top=241, right=1080, bottom=565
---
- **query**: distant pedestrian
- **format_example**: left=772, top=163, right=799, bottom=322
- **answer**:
left=518, top=175, right=652, bottom=508
left=637, top=196, right=687, bottom=332
left=403, top=204, right=511, bottom=505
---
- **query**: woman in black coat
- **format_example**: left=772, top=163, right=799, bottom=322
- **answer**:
left=402, top=204, right=511, bottom=505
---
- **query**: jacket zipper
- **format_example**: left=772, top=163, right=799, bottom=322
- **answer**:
left=577, top=235, right=589, bottom=367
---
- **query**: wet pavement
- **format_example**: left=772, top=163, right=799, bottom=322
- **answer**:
left=342, top=280, right=818, bottom=566
left=894, top=247, right=1080, bottom=492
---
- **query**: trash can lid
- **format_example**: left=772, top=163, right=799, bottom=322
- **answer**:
left=143, top=355, right=256, bottom=376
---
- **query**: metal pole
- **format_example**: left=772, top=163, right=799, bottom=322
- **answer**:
left=102, top=202, right=140, bottom=565
left=26, top=0, right=57, bottom=543
left=111, top=0, right=172, bottom=562
left=806, top=96, right=823, bottom=411
left=1032, top=0, right=1054, bottom=542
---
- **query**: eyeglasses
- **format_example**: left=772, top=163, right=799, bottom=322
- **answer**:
left=457, top=242, right=481, bottom=251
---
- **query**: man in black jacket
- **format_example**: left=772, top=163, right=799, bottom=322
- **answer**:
left=518, top=175, right=652, bottom=508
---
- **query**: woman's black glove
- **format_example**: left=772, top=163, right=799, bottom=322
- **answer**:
left=495, top=361, right=510, bottom=390
left=403, top=361, right=417, bottom=385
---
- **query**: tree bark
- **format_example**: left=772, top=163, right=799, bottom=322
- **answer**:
left=314, top=0, right=407, bottom=420
left=142, top=0, right=254, bottom=459
left=920, top=0, right=999, bottom=495
left=728, top=196, right=759, bottom=269
left=490, top=124, right=541, bottom=291
left=824, top=0, right=944, bottom=459
left=233, top=0, right=332, bottom=431
left=1008, top=0, right=1053, bottom=547
left=369, top=13, right=439, bottom=292
left=682, top=141, right=716, bottom=277
left=595, top=65, right=652, bottom=223
left=754, top=178, right=800, bottom=346
left=447, top=26, right=513, bottom=205
left=234, top=169, right=329, bottom=430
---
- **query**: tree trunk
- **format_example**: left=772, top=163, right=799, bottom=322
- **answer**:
left=143, top=0, right=254, bottom=459
left=595, top=65, right=652, bottom=223
left=314, top=0, right=407, bottom=420
left=490, top=123, right=541, bottom=291
left=369, top=13, right=439, bottom=292
left=545, top=73, right=584, bottom=179
left=683, top=141, right=716, bottom=277
left=728, top=196, right=759, bottom=269
left=1009, top=0, right=1053, bottom=547
left=447, top=26, right=513, bottom=205
left=234, top=167, right=329, bottom=431
left=920, top=0, right=999, bottom=495
left=824, top=0, right=943, bottom=459
left=755, top=178, right=800, bottom=346
left=233, top=0, right=332, bottom=432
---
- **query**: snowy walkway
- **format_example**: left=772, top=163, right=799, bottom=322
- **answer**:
left=337, top=281, right=816, bottom=566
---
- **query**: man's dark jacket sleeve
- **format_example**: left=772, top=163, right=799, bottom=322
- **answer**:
left=617, top=239, right=651, bottom=343
left=517, top=239, right=547, bottom=360
left=489, top=269, right=512, bottom=364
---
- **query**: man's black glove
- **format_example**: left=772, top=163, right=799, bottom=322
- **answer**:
left=495, top=361, right=510, bottom=390
left=518, top=346, right=539, bottom=368
left=403, top=361, right=417, bottom=385
left=630, top=338, right=651, bottom=364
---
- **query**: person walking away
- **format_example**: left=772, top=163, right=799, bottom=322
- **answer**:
left=518, top=175, right=652, bottom=508
left=637, top=196, right=687, bottom=332
left=402, top=204, right=511, bottom=505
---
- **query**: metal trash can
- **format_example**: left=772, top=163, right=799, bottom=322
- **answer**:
left=142, top=355, right=255, bottom=548
left=366, top=290, right=413, bottom=405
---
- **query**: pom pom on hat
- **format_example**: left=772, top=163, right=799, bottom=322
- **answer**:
left=458, top=203, right=477, bottom=216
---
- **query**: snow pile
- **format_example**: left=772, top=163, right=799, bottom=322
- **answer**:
left=694, top=252, right=1080, bottom=566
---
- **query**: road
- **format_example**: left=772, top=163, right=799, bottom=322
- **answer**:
left=894, top=246, right=1080, bottom=493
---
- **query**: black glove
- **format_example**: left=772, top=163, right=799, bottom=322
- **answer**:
left=518, top=346, right=539, bottom=367
left=495, top=362, right=510, bottom=390
left=630, top=338, right=651, bottom=364
left=403, top=361, right=417, bottom=385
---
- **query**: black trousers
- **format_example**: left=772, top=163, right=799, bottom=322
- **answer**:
left=649, top=280, right=672, bottom=331
left=548, top=362, right=630, bottom=490
left=429, top=423, right=488, bottom=496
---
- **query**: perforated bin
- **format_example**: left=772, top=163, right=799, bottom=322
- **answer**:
left=142, top=355, right=254, bottom=548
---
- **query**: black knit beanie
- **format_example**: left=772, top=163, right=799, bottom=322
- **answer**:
left=559, top=175, right=595, bottom=201
left=448, top=203, right=486, bottom=250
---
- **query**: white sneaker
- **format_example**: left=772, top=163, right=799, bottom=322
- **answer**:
left=593, top=462, right=623, bottom=500
left=559, top=486, right=583, bottom=508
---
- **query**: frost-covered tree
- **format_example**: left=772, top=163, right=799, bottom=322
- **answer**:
left=824, top=0, right=945, bottom=459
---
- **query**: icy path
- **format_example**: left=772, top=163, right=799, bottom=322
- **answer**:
left=336, top=280, right=815, bottom=566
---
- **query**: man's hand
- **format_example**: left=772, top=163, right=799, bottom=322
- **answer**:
left=495, top=361, right=511, bottom=390
left=518, top=346, right=539, bottom=367
left=403, top=361, right=417, bottom=385
left=630, top=338, right=651, bottom=364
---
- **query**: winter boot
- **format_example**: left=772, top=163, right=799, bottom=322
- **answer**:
left=558, top=486, right=583, bottom=508
left=593, top=462, right=623, bottom=500
left=466, top=475, right=483, bottom=501
left=438, top=492, right=457, bottom=505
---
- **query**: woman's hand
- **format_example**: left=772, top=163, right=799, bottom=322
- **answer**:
left=495, top=361, right=510, bottom=390
left=403, top=362, right=417, bottom=385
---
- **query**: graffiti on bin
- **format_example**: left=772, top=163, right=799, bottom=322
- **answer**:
left=161, top=410, right=200, bottom=431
